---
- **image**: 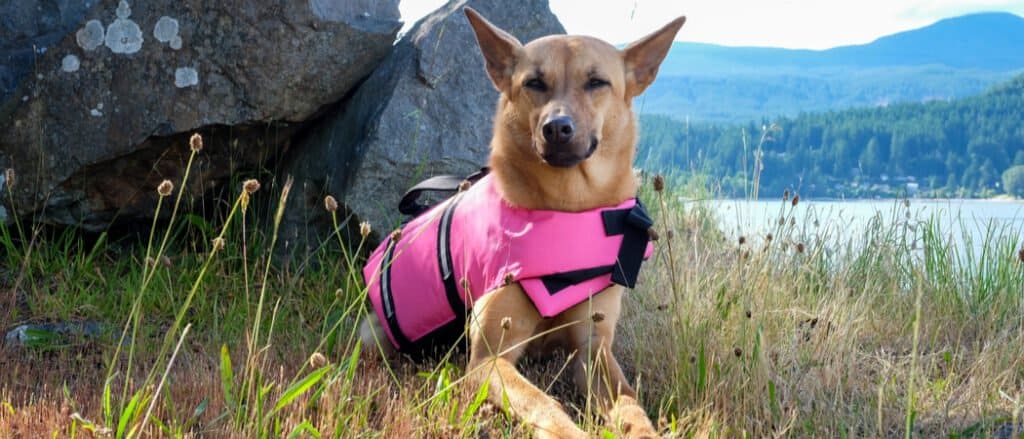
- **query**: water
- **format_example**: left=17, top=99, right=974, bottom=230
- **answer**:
left=700, top=198, right=1024, bottom=257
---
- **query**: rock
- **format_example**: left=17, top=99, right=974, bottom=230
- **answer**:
left=280, top=0, right=564, bottom=250
left=4, top=321, right=110, bottom=348
left=0, top=0, right=400, bottom=231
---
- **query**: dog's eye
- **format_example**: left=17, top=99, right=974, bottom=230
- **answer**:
left=585, top=78, right=610, bottom=91
left=524, top=78, right=548, bottom=92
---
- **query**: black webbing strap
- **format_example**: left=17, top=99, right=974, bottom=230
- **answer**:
left=378, top=238, right=412, bottom=351
left=540, top=265, right=614, bottom=294
left=398, top=167, right=490, bottom=216
left=436, top=195, right=466, bottom=329
left=599, top=200, right=654, bottom=288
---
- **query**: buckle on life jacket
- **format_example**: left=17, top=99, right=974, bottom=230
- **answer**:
left=601, top=201, right=654, bottom=288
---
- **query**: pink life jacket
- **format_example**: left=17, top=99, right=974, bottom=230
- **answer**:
left=362, top=173, right=654, bottom=354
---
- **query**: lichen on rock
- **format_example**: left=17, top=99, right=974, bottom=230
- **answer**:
left=62, top=55, right=81, bottom=72
left=174, top=67, right=199, bottom=88
left=76, top=20, right=105, bottom=51
left=105, top=18, right=143, bottom=54
left=115, top=0, right=131, bottom=19
left=154, top=16, right=179, bottom=43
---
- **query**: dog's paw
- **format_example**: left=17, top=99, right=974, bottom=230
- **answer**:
left=608, top=397, right=661, bottom=439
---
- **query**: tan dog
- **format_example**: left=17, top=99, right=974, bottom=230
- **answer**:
left=363, top=8, right=684, bottom=438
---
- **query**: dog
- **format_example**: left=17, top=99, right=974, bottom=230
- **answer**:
left=360, top=8, right=684, bottom=438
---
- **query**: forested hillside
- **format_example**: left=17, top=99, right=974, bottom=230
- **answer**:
left=638, top=74, right=1024, bottom=198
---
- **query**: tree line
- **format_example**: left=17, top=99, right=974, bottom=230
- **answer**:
left=639, top=74, right=1024, bottom=199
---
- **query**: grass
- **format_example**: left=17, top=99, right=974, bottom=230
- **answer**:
left=2, top=136, right=1024, bottom=438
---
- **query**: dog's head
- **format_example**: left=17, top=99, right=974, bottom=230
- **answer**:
left=464, top=8, right=683, bottom=208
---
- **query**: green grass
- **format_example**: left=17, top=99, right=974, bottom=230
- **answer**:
left=1, top=140, right=1023, bottom=438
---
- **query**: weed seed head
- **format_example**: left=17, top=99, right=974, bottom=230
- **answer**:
left=653, top=174, right=665, bottom=192
left=1018, top=248, right=1024, bottom=263
left=389, top=229, right=402, bottom=241
left=458, top=180, right=472, bottom=192
left=503, top=273, right=515, bottom=286
left=648, top=228, right=660, bottom=241
left=157, top=179, right=173, bottom=196
left=324, top=195, right=338, bottom=212
left=765, top=233, right=773, bottom=242
left=591, top=312, right=605, bottom=323
left=738, top=236, right=746, bottom=245
left=212, top=237, right=225, bottom=252
left=734, top=347, right=743, bottom=357
left=359, top=221, right=372, bottom=238
left=3, top=168, right=13, bottom=189
left=796, top=243, right=806, bottom=253
left=160, top=255, right=172, bottom=268
left=189, top=133, right=203, bottom=152
left=500, top=316, right=512, bottom=331
left=242, top=179, right=260, bottom=194
left=783, top=189, right=789, bottom=201
left=308, top=352, right=327, bottom=368
left=791, top=194, right=800, bottom=207
left=335, top=288, right=343, bottom=301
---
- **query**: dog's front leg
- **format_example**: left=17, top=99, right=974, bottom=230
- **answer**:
left=467, top=285, right=588, bottom=439
left=560, top=287, right=660, bottom=439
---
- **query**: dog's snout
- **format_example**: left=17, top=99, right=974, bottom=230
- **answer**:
left=541, top=116, right=575, bottom=145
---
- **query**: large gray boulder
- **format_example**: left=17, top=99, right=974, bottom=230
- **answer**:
left=0, top=0, right=400, bottom=231
left=281, top=0, right=564, bottom=250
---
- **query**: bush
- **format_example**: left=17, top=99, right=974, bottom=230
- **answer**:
left=1001, top=165, right=1024, bottom=197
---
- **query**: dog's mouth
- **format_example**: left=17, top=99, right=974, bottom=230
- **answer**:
left=539, top=137, right=598, bottom=168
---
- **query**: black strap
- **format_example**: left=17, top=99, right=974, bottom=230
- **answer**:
left=540, top=265, right=615, bottom=294
left=398, top=167, right=490, bottom=216
left=378, top=238, right=412, bottom=351
left=437, top=196, right=466, bottom=328
left=600, top=200, right=654, bottom=288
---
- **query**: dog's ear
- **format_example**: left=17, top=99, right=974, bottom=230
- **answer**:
left=622, top=16, right=686, bottom=97
left=464, top=7, right=523, bottom=92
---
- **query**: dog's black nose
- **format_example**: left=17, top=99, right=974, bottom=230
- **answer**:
left=542, top=116, right=575, bottom=145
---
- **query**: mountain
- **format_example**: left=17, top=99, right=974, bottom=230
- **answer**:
left=642, top=12, right=1024, bottom=122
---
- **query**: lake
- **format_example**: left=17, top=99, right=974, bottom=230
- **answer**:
left=699, top=198, right=1024, bottom=258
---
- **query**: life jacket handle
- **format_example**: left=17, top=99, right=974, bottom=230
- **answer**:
left=397, top=167, right=490, bottom=217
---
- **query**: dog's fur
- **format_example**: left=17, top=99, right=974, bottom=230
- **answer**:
left=362, top=8, right=684, bottom=438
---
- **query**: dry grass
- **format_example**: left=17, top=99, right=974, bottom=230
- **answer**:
left=2, top=137, right=1023, bottom=438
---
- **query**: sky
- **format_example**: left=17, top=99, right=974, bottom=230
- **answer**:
left=398, top=0, right=1024, bottom=49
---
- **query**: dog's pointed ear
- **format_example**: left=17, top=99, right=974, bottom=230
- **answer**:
left=464, top=7, right=523, bottom=92
left=623, top=16, right=686, bottom=97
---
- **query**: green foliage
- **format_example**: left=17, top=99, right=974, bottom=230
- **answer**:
left=1001, top=165, right=1024, bottom=197
left=639, top=74, right=1024, bottom=198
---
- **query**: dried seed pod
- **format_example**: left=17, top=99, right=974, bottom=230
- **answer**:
left=157, top=180, right=174, bottom=196
left=652, top=174, right=665, bottom=192
left=324, top=195, right=338, bottom=212
left=242, top=179, right=260, bottom=194
left=648, top=228, right=660, bottom=241
left=189, top=133, right=203, bottom=152
left=308, top=352, right=327, bottom=368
